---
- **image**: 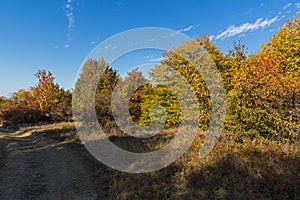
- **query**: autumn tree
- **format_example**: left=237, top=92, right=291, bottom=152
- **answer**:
left=227, top=12, right=300, bottom=141
left=0, top=96, right=13, bottom=110
left=95, top=64, right=120, bottom=125
left=0, top=70, right=72, bottom=126
left=73, top=58, right=121, bottom=128
left=138, top=38, right=225, bottom=129
left=114, top=67, right=148, bottom=123
left=224, top=41, right=250, bottom=138
left=30, top=70, right=72, bottom=121
left=31, top=70, right=60, bottom=111
left=73, top=59, right=106, bottom=118
left=0, top=96, right=13, bottom=124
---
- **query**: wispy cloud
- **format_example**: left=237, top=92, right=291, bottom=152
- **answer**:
left=180, top=25, right=194, bottom=32
left=149, top=57, right=165, bottom=62
left=178, top=25, right=198, bottom=34
left=295, top=2, right=300, bottom=9
left=145, top=55, right=165, bottom=62
left=96, top=44, right=118, bottom=50
left=167, top=24, right=199, bottom=37
left=142, top=24, right=199, bottom=44
left=211, top=16, right=278, bottom=40
left=90, top=37, right=100, bottom=45
left=65, top=0, right=75, bottom=48
left=283, top=3, right=292, bottom=10
left=104, top=44, right=112, bottom=49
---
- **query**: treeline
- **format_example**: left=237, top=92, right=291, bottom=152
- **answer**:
left=0, top=70, right=72, bottom=127
left=1, top=12, right=299, bottom=143
left=74, top=12, right=299, bottom=142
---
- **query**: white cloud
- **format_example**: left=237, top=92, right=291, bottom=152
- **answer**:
left=65, top=0, right=75, bottom=48
left=167, top=24, right=199, bottom=37
left=65, top=4, right=71, bottom=9
left=283, top=3, right=292, bottom=10
left=142, top=25, right=199, bottom=44
left=178, top=25, right=199, bottom=33
left=295, top=2, right=300, bottom=9
left=182, top=25, right=193, bottom=32
left=66, top=12, right=74, bottom=30
left=212, top=16, right=278, bottom=40
left=141, top=25, right=198, bottom=45
left=96, top=44, right=118, bottom=50
left=90, top=36, right=100, bottom=45
left=149, top=57, right=165, bottom=62
left=281, top=15, right=286, bottom=19
left=145, top=55, right=165, bottom=62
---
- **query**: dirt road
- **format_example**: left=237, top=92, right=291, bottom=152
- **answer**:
left=0, top=124, right=101, bottom=200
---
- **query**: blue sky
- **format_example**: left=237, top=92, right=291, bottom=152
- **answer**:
left=0, top=0, right=299, bottom=97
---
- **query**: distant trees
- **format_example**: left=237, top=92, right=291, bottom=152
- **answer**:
left=31, top=70, right=72, bottom=121
left=113, top=68, right=147, bottom=121
left=0, top=70, right=72, bottom=126
left=72, top=59, right=106, bottom=120
left=95, top=63, right=120, bottom=126
left=0, top=96, right=13, bottom=125
left=73, top=58, right=121, bottom=129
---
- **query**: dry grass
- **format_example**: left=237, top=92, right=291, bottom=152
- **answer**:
left=1, top=122, right=299, bottom=199
left=77, top=124, right=299, bottom=200
left=97, top=131, right=299, bottom=199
